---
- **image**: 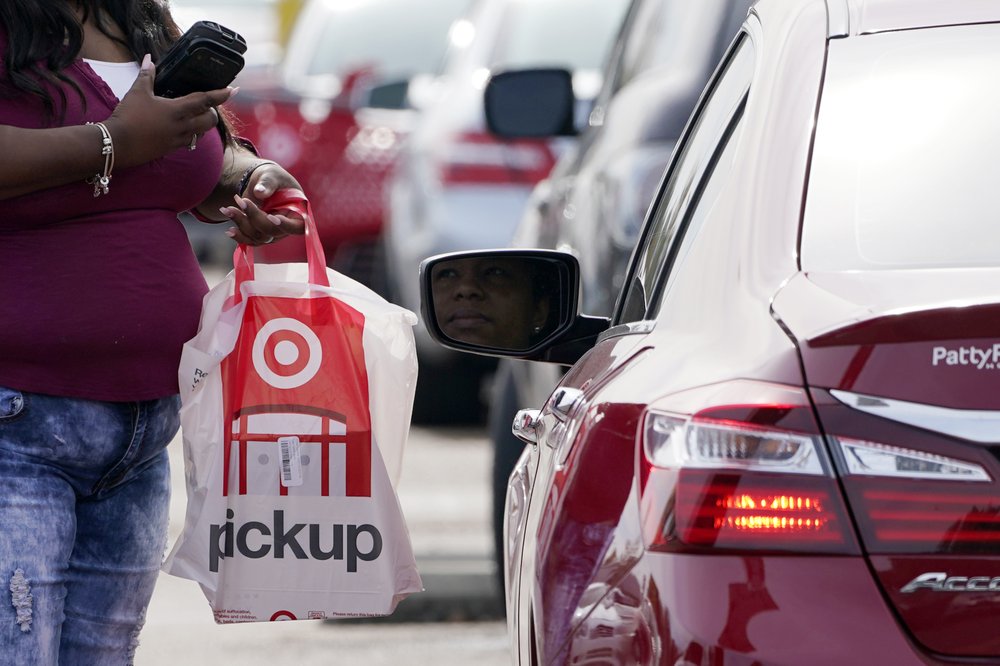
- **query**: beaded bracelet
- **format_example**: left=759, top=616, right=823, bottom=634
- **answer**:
left=85, top=121, right=114, bottom=197
left=237, top=161, right=277, bottom=197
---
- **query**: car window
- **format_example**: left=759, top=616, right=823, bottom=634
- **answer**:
left=651, top=109, right=745, bottom=315
left=619, top=0, right=752, bottom=90
left=802, top=24, right=1000, bottom=270
left=616, top=34, right=753, bottom=323
left=489, top=0, right=629, bottom=70
left=305, top=0, right=472, bottom=78
left=588, top=0, right=641, bottom=117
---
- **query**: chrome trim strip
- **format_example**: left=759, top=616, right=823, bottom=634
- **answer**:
left=831, top=390, right=1000, bottom=443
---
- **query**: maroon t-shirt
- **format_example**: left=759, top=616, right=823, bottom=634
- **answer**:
left=0, top=31, right=224, bottom=401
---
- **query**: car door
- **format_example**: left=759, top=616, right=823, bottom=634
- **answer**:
left=513, top=33, right=755, bottom=665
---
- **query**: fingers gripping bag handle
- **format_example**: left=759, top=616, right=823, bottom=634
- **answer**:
left=229, top=188, right=328, bottom=308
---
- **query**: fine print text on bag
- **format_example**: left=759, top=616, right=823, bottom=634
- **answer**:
left=163, top=190, right=422, bottom=623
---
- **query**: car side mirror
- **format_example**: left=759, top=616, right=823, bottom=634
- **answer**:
left=485, top=68, right=577, bottom=138
left=419, top=250, right=609, bottom=365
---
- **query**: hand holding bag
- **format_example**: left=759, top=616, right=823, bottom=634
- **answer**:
left=163, top=189, right=422, bottom=623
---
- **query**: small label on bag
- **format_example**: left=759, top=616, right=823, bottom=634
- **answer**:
left=278, top=436, right=303, bottom=487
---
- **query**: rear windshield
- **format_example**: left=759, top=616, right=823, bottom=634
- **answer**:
left=801, top=24, right=1000, bottom=270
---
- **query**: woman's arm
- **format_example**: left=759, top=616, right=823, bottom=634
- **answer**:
left=0, top=55, right=230, bottom=200
left=190, top=144, right=268, bottom=220
left=194, top=144, right=307, bottom=246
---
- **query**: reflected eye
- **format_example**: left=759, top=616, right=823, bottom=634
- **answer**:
left=434, top=268, right=459, bottom=281
left=483, top=266, right=508, bottom=279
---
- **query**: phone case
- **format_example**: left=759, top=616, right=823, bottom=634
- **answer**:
left=155, top=21, right=247, bottom=98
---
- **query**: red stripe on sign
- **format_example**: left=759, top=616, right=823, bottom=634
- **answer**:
left=223, top=438, right=232, bottom=496
left=322, top=416, right=331, bottom=496
left=230, top=433, right=347, bottom=444
left=346, top=431, right=371, bottom=497
left=239, top=440, right=248, bottom=495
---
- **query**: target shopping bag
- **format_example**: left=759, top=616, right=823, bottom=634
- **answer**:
left=163, top=189, right=422, bottom=623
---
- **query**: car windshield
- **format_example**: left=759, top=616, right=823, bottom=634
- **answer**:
left=801, top=24, right=1000, bottom=270
left=306, top=0, right=472, bottom=78
left=490, top=0, right=628, bottom=70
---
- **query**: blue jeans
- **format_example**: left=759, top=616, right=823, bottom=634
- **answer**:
left=0, top=385, right=178, bottom=665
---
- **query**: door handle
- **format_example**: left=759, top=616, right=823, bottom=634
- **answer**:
left=512, top=408, right=541, bottom=446
left=549, top=387, right=584, bottom=421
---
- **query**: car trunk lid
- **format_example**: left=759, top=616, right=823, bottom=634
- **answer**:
left=773, top=270, right=1000, bottom=657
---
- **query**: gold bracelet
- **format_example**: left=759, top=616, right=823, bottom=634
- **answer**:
left=85, top=121, right=114, bottom=197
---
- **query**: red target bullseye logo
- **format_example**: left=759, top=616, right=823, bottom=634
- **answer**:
left=270, top=610, right=297, bottom=621
left=251, top=318, right=322, bottom=389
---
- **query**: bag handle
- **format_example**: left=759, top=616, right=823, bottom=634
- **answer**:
left=228, top=188, right=329, bottom=307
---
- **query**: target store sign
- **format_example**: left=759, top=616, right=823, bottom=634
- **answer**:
left=221, top=295, right=372, bottom=498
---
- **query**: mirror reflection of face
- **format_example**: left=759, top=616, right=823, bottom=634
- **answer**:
left=431, top=257, right=551, bottom=350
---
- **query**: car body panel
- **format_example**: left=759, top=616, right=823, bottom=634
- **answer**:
left=507, top=331, right=649, bottom=663
left=842, top=0, right=1000, bottom=35
left=470, top=1, right=1000, bottom=664
left=580, top=553, right=931, bottom=665
left=773, top=271, right=1000, bottom=409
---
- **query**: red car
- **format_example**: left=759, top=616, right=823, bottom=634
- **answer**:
left=227, top=0, right=471, bottom=291
left=418, top=0, right=1000, bottom=663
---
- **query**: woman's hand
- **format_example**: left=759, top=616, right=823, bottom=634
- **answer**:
left=104, top=54, right=232, bottom=167
left=219, top=163, right=306, bottom=245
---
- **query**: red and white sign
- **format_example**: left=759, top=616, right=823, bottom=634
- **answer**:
left=164, top=193, right=421, bottom=623
left=221, top=294, right=373, bottom=498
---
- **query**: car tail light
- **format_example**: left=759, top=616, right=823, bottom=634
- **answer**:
left=437, top=131, right=554, bottom=185
left=829, top=435, right=994, bottom=553
left=639, top=381, right=859, bottom=554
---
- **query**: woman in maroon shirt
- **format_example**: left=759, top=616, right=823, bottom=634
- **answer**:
left=0, top=2, right=303, bottom=662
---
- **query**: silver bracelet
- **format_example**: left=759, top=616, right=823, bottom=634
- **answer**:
left=85, top=121, right=114, bottom=197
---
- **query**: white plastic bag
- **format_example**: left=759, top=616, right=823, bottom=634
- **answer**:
left=163, top=190, right=422, bottom=623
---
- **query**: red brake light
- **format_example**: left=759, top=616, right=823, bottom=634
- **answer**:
left=674, top=471, right=850, bottom=550
left=639, top=381, right=859, bottom=554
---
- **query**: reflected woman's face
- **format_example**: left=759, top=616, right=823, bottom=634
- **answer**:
left=431, top=257, right=550, bottom=350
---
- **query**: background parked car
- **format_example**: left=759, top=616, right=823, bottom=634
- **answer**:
left=484, top=0, right=755, bottom=590
left=170, top=0, right=286, bottom=77
left=190, top=0, right=472, bottom=287
left=384, top=0, right=630, bottom=423
left=173, top=0, right=291, bottom=264
left=420, top=0, right=1000, bottom=662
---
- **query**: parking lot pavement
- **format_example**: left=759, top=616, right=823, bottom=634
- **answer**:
left=136, top=424, right=504, bottom=663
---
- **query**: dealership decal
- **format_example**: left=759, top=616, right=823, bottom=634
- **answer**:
left=931, top=344, right=1000, bottom=370
left=901, top=572, right=1000, bottom=593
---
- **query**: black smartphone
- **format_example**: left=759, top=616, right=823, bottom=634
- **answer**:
left=154, top=21, right=247, bottom=98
